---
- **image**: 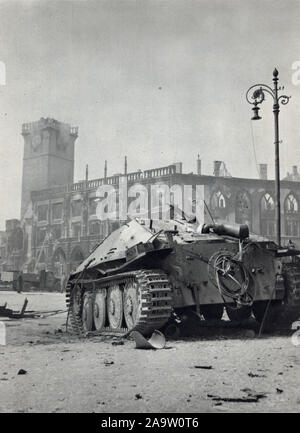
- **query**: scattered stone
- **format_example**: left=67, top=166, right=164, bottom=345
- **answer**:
left=276, top=388, right=283, bottom=394
left=248, top=372, right=266, bottom=378
left=17, top=369, right=27, bottom=375
left=104, top=360, right=114, bottom=366
left=135, top=393, right=143, bottom=400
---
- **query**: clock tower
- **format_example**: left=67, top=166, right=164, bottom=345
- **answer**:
left=21, top=117, right=78, bottom=218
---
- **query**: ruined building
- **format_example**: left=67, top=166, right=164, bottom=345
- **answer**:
left=1, top=117, right=300, bottom=287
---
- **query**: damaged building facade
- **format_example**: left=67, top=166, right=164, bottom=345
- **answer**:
left=1, top=117, right=300, bottom=287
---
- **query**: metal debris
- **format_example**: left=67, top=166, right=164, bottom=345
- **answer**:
left=0, top=304, right=13, bottom=317
left=0, top=299, right=66, bottom=320
left=193, top=365, right=213, bottom=370
left=208, top=394, right=265, bottom=403
left=208, top=388, right=267, bottom=403
left=130, top=330, right=166, bottom=350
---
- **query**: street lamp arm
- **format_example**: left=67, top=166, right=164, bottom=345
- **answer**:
left=246, top=83, right=275, bottom=105
left=278, top=94, right=290, bottom=105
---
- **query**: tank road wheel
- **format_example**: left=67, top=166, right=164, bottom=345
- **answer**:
left=107, top=284, right=123, bottom=330
left=124, top=280, right=140, bottom=330
left=201, top=304, right=224, bottom=320
left=82, top=291, right=94, bottom=332
left=93, top=290, right=106, bottom=331
left=226, top=305, right=252, bottom=322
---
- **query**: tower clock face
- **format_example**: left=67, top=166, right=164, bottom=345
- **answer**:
left=31, top=133, right=42, bottom=151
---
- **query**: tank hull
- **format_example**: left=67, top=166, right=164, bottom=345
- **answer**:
left=66, top=218, right=300, bottom=336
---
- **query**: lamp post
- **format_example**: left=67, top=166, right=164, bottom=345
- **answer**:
left=246, top=68, right=291, bottom=246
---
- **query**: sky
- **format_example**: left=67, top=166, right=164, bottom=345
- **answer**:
left=1, top=0, right=300, bottom=229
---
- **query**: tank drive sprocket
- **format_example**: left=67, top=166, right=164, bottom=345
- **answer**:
left=66, top=269, right=173, bottom=337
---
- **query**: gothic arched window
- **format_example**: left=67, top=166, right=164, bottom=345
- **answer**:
left=284, top=193, right=300, bottom=237
left=261, top=193, right=275, bottom=212
left=285, top=193, right=298, bottom=214
left=211, top=190, right=226, bottom=210
left=235, top=191, right=252, bottom=228
left=260, top=192, right=275, bottom=237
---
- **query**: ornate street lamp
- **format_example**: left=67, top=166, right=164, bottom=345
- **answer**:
left=246, top=68, right=291, bottom=246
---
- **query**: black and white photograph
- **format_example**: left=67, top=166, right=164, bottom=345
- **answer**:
left=0, top=0, right=299, bottom=417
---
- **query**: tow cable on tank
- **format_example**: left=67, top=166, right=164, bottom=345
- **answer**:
left=208, top=251, right=254, bottom=308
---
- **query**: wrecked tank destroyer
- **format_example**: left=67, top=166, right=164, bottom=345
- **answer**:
left=66, top=216, right=300, bottom=337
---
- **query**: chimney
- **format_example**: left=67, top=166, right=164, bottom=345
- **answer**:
left=197, top=155, right=201, bottom=175
left=172, top=162, right=182, bottom=173
left=259, top=163, right=268, bottom=180
left=85, top=164, right=89, bottom=182
left=213, top=161, right=222, bottom=177
left=104, top=160, right=107, bottom=179
left=292, top=165, right=298, bottom=177
left=124, top=156, right=127, bottom=175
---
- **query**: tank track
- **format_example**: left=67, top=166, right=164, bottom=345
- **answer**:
left=65, top=281, right=85, bottom=337
left=66, top=269, right=173, bottom=337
